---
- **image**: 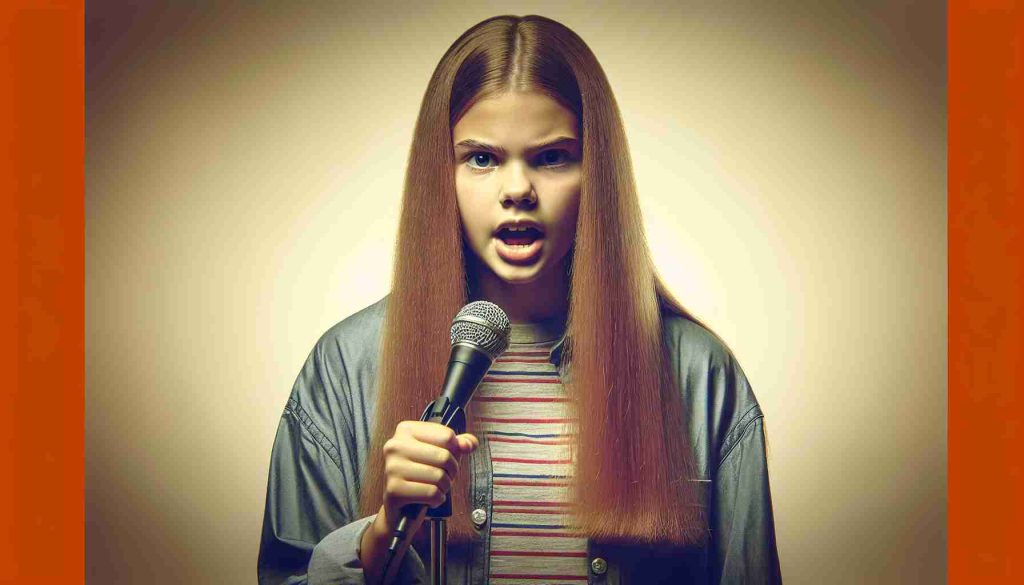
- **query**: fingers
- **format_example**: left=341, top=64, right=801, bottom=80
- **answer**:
left=387, top=460, right=453, bottom=494
left=381, top=422, right=480, bottom=514
left=396, top=421, right=462, bottom=452
left=384, top=439, right=460, bottom=479
left=456, top=433, right=479, bottom=454
left=395, top=421, right=478, bottom=455
left=384, top=477, right=448, bottom=510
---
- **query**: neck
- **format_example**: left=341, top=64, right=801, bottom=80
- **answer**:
left=468, top=257, right=570, bottom=325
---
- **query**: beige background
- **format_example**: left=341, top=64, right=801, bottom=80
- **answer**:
left=86, top=1, right=946, bottom=583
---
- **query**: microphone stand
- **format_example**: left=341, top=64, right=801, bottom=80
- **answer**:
left=424, top=398, right=465, bottom=585
left=428, top=511, right=447, bottom=585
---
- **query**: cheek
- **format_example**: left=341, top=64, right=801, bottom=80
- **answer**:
left=454, top=173, right=469, bottom=215
left=455, top=185, right=491, bottom=241
left=549, top=184, right=581, bottom=237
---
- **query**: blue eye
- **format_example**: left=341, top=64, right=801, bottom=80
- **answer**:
left=538, top=150, right=570, bottom=167
left=463, top=149, right=573, bottom=171
left=466, top=153, right=496, bottom=170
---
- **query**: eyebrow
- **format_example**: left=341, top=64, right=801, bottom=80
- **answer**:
left=453, top=136, right=578, bottom=157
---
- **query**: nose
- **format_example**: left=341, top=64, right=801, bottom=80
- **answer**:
left=500, top=160, right=537, bottom=208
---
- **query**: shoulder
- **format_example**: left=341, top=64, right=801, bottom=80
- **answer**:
left=661, top=312, right=734, bottom=369
left=288, top=295, right=389, bottom=409
left=311, top=294, right=389, bottom=365
left=661, top=311, right=764, bottom=467
left=662, top=312, right=750, bottom=395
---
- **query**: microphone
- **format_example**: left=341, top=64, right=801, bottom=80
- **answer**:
left=380, top=301, right=510, bottom=583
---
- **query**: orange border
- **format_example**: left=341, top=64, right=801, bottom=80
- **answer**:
left=949, top=1, right=1024, bottom=582
left=0, top=1, right=1021, bottom=582
left=0, top=1, right=84, bottom=582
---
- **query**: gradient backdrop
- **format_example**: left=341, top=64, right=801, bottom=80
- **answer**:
left=86, top=2, right=946, bottom=583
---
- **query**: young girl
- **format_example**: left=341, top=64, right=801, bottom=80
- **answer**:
left=258, top=14, right=781, bottom=585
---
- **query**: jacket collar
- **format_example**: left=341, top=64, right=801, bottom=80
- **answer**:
left=550, top=332, right=566, bottom=366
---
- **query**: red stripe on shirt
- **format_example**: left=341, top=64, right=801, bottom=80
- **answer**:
left=500, top=351, right=550, bottom=357
left=492, top=457, right=572, bottom=464
left=492, top=508, right=567, bottom=515
left=493, top=500, right=571, bottom=507
left=490, top=574, right=588, bottom=581
left=494, top=479, right=571, bottom=487
left=490, top=550, right=589, bottom=558
left=483, top=377, right=561, bottom=384
left=487, top=436, right=571, bottom=445
left=495, top=358, right=550, bottom=364
left=491, top=529, right=582, bottom=538
left=476, top=417, right=571, bottom=424
left=475, top=396, right=568, bottom=403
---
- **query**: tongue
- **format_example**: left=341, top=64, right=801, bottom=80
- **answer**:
left=502, top=234, right=537, bottom=246
left=499, top=229, right=540, bottom=246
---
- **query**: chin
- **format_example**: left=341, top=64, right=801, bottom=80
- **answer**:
left=494, top=268, right=543, bottom=285
left=488, top=260, right=546, bottom=285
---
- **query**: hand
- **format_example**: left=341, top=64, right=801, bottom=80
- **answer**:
left=360, top=421, right=478, bottom=584
left=379, top=420, right=478, bottom=524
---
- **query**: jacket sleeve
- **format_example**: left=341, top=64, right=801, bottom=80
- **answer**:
left=711, top=412, right=782, bottom=584
left=257, top=330, right=426, bottom=584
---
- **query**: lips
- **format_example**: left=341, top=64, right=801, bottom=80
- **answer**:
left=493, top=220, right=545, bottom=264
left=497, top=226, right=543, bottom=245
left=494, top=220, right=545, bottom=242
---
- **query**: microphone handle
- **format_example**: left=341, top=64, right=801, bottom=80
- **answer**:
left=380, top=397, right=467, bottom=584
left=379, top=345, right=493, bottom=583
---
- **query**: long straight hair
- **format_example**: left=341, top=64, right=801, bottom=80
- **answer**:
left=360, top=14, right=709, bottom=546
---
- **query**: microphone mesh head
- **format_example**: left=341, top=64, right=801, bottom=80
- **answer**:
left=450, top=301, right=511, bottom=360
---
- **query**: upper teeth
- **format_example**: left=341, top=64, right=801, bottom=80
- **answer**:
left=506, top=226, right=532, bottom=232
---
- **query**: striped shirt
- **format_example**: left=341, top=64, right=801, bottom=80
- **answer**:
left=471, top=316, right=588, bottom=584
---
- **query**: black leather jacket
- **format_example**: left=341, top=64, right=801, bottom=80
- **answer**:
left=258, top=296, right=782, bottom=584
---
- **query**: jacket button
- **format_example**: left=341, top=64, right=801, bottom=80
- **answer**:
left=590, top=557, right=608, bottom=575
left=471, top=508, right=487, bottom=528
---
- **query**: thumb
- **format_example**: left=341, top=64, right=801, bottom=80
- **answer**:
left=455, top=433, right=479, bottom=455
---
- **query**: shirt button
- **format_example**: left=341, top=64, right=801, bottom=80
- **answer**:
left=591, top=557, right=608, bottom=575
left=471, top=508, right=487, bottom=528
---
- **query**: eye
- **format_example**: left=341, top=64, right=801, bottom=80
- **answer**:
left=537, top=149, right=572, bottom=168
left=466, top=152, right=497, bottom=170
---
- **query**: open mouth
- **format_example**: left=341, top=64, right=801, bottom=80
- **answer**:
left=496, top=226, right=544, bottom=246
left=493, top=225, right=545, bottom=264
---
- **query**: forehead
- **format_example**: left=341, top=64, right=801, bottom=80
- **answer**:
left=452, top=91, right=578, bottom=143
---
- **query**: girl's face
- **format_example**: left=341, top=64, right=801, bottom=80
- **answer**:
left=452, top=91, right=582, bottom=291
